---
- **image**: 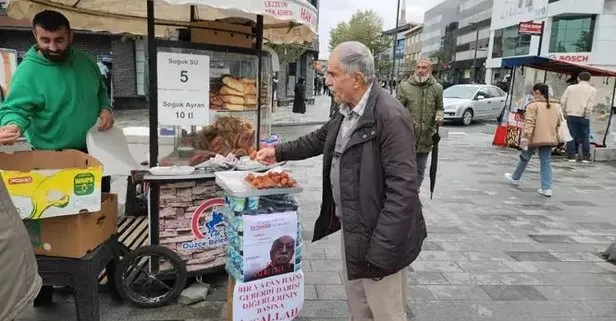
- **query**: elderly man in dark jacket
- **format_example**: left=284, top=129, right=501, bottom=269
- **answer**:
left=257, top=41, right=426, bottom=321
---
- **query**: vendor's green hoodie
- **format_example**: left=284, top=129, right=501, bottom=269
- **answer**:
left=0, top=45, right=111, bottom=150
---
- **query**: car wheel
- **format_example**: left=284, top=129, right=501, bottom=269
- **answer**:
left=462, top=109, right=473, bottom=126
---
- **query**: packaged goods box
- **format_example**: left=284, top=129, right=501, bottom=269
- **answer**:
left=23, top=193, right=118, bottom=258
left=0, top=149, right=103, bottom=220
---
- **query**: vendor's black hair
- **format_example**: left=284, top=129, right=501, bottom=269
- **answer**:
left=533, top=83, right=550, bottom=109
left=33, top=10, right=71, bottom=32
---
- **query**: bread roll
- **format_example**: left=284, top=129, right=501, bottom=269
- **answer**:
left=220, top=85, right=243, bottom=96
left=222, top=95, right=245, bottom=105
left=222, top=76, right=244, bottom=92
left=244, top=104, right=257, bottom=109
left=240, top=77, right=256, bottom=85
left=244, top=94, right=257, bottom=105
left=244, top=84, right=257, bottom=95
left=223, top=103, right=245, bottom=111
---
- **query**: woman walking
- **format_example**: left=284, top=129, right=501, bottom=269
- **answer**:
left=292, top=77, right=306, bottom=114
left=505, top=83, right=563, bottom=197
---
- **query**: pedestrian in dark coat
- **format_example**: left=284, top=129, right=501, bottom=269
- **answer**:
left=257, top=41, right=425, bottom=321
left=293, top=77, right=306, bottom=114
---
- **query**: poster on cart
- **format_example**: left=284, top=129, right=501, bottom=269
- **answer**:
left=233, top=270, right=304, bottom=321
left=506, top=112, right=525, bottom=148
left=243, top=211, right=298, bottom=282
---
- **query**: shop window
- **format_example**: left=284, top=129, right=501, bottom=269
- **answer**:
left=549, top=16, right=596, bottom=53
left=491, top=25, right=531, bottom=58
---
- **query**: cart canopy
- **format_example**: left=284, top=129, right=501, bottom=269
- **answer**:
left=501, top=56, right=616, bottom=77
left=6, top=0, right=318, bottom=44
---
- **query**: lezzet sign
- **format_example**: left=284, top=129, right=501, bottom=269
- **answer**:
left=548, top=53, right=591, bottom=64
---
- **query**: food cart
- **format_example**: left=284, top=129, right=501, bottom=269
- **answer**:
left=5, top=0, right=317, bottom=309
left=493, top=56, right=616, bottom=149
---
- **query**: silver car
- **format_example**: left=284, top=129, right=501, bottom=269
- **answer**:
left=443, top=84, right=507, bottom=126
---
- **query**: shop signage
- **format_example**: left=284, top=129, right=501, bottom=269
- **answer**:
left=491, top=0, right=549, bottom=30
left=548, top=53, right=591, bottom=64
left=181, top=197, right=227, bottom=250
left=262, top=0, right=318, bottom=31
left=157, top=52, right=210, bottom=126
left=518, top=21, right=543, bottom=35
left=233, top=270, right=304, bottom=321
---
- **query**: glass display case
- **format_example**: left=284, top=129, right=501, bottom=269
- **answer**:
left=155, top=47, right=273, bottom=166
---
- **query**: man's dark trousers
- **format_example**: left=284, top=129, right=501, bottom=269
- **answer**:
left=566, top=116, right=591, bottom=159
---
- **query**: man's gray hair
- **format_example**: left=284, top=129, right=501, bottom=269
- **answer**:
left=334, top=41, right=376, bottom=84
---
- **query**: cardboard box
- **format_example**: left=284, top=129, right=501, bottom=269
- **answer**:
left=190, top=21, right=254, bottom=48
left=0, top=149, right=103, bottom=220
left=23, top=193, right=118, bottom=258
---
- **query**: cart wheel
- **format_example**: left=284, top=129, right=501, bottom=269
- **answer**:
left=115, top=245, right=187, bottom=308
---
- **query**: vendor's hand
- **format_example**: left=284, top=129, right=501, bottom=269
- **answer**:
left=98, top=108, right=114, bottom=131
left=256, top=147, right=277, bottom=165
left=0, top=125, right=21, bottom=145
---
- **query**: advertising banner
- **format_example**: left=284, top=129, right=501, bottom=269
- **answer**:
left=242, top=211, right=298, bottom=282
left=233, top=270, right=304, bottom=321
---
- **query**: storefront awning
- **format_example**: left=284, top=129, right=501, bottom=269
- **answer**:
left=501, top=56, right=616, bottom=77
left=6, top=0, right=318, bottom=44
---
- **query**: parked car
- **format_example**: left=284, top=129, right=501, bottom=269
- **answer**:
left=443, top=84, right=507, bottom=126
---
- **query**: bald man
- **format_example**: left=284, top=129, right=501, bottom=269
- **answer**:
left=252, top=235, right=295, bottom=280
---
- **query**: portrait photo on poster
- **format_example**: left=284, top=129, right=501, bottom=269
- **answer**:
left=243, top=211, right=298, bottom=282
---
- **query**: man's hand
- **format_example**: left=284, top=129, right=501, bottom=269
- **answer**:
left=98, top=108, right=114, bottom=131
left=435, top=115, right=444, bottom=127
left=256, top=147, right=277, bottom=165
left=0, top=124, right=21, bottom=145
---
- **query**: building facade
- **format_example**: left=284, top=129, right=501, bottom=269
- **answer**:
left=403, top=24, right=423, bottom=75
left=383, top=23, right=419, bottom=78
left=421, top=0, right=459, bottom=59
left=451, top=0, right=493, bottom=84
left=486, top=0, right=616, bottom=83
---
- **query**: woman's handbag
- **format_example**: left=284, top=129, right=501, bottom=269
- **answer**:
left=557, top=109, right=573, bottom=144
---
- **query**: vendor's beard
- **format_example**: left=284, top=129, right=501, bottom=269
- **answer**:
left=413, top=74, right=430, bottom=83
left=41, top=47, right=70, bottom=63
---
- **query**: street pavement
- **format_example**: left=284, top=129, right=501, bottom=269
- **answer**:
left=17, top=121, right=616, bottom=321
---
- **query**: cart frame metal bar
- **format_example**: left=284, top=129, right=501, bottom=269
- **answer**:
left=145, top=0, right=266, bottom=264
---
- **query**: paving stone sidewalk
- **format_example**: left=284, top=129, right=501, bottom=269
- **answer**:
left=18, top=124, right=616, bottom=321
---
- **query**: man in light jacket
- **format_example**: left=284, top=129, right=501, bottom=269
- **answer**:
left=257, top=41, right=425, bottom=321
left=0, top=132, right=42, bottom=321
left=561, top=71, right=596, bottom=163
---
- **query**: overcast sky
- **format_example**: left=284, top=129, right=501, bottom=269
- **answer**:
left=317, top=0, right=446, bottom=59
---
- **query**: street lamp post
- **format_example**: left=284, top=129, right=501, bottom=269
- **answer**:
left=470, top=22, right=480, bottom=83
left=390, top=0, right=401, bottom=94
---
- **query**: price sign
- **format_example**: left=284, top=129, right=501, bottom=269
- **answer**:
left=158, top=90, right=209, bottom=126
left=157, top=52, right=210, bottom=125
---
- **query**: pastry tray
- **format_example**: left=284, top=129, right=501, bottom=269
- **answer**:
left=214, top=170, right=303, bottom=198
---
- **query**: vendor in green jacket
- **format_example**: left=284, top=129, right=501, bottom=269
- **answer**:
left=0, top=9, right=114, bottom=153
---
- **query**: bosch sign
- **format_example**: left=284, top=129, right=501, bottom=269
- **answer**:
left=548, top=53, right=590, bottom=64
